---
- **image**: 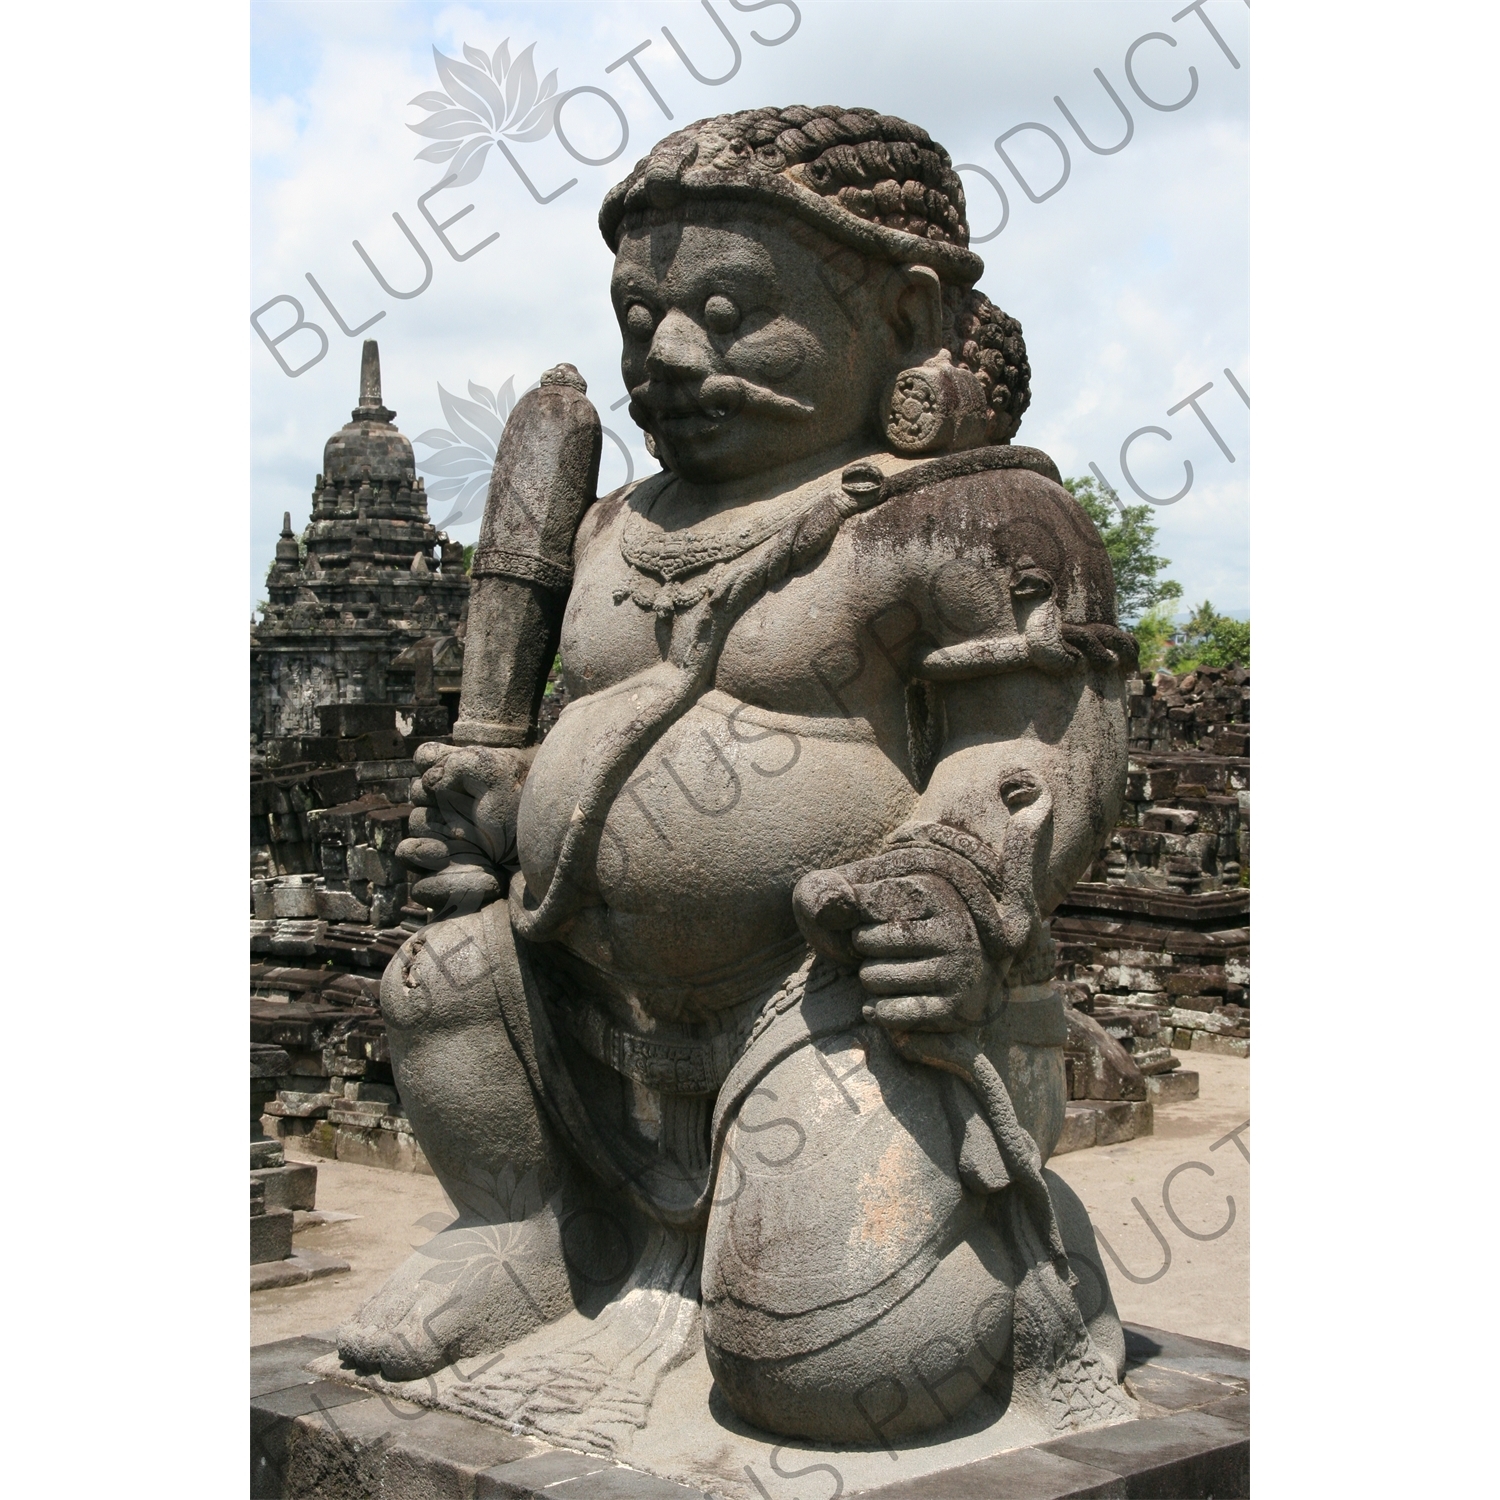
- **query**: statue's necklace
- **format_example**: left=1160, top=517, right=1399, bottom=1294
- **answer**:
left=616, top=477, right=816, bottom=617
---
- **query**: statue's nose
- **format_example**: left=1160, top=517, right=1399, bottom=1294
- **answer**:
left=645, top=308, right=715, bottom=382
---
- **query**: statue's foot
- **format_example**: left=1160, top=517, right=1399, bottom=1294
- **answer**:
left=338, top=1208, right=581, bottom=1381
left=449, top=1223, right=702, bottom=1457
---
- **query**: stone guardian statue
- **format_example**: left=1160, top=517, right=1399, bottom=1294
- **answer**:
left=338, top=105, right=1140, bottom=1455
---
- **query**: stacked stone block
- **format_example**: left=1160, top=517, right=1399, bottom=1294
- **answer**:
left=250, top=1043, right=350, bottom=1287
left=252, top=960, right=431, bottom=1175
left=1052, top=666, right=1251, bottom=1095
left=1053, top=1001, right=1160, bottom=1155
left=1092, top=754, right=1249, bottom=893
left=1055, top=893, right=1249, bottom=1055
left=251, top=1043, right=295, bottom=1265
left=251, top=700, right=453, bottom=923
left=1126, top=665, right=1249, bottom=756
left=1092, top=666, right=1250, bottom=895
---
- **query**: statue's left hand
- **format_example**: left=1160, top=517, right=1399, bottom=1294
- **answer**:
left=793, top=867, right=995, bottom=1032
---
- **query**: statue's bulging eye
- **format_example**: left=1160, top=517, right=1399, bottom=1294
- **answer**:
left=704, top=295, right=740, bottom=335
left=625, top=303, right=655, bottom=337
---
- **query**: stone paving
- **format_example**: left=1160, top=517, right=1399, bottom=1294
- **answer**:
left=1050, top=1052, right=1249, bottom=1348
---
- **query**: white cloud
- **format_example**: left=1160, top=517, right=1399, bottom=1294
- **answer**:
left=252, top=95, right=303, bottom=159
left=251, top=0, right=1249, bottom=613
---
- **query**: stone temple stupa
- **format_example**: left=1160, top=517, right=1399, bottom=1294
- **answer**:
left=251, top=341, right=469, bottom=740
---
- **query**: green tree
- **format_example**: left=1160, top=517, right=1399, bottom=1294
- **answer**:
left=462, top=543, right=476, bottom=574
left=1166, top=600, right=1250, bottom=672
left=1064, top=476, right=1183, bottom=620
left=1130, top=599, right=1178, bottom=674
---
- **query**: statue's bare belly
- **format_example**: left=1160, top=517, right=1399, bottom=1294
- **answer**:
left=516, top=684, right=917, bottom=1002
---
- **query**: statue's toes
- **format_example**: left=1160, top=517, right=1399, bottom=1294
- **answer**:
left=336, top=1261, right=457, bottom=1378
left=335, top=1314, right=384, bottom=1374
left=334, top=1318, right=377, bottom=1373
left=374, top=1320, right=453, bottom=1382
left=337, top=1216, right=579, bottom=1381
left=337, top=1297, right=454, bottom=1380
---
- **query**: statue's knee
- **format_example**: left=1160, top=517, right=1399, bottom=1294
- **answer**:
left=704, top=1026, right=1018, bottom=1440
left=380, top=910, right=504, bottom=1033
left=380, top=908, right=551, bottom=1181
left=705, top=1229, right=1013, bottom=1443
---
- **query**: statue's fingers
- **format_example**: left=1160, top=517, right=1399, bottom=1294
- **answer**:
left=408, top=874, right=448, bottom=911
left=407, top=807, right=436, bottom=837
left=442, top=837, right=496, bottom=867
left=424, top=746, right=488, bottom=798
left=469, top=795, right=517, bottom=866
left=862, top=993, right=968, bottom=1032
left=473, top=785, right=516, bottom=827
left=423, top=758, right=462, bottom=796
left=414, top=740, right=451, bottom=772
left=793, top=868, right=863, bottom=931
left=431, top=792, right=482, bottom=842
left=456, top=749, right=522, bottom=801
left=410, top=865, right=502, bottom=917
left=849, top=914, right=958, bottom=959
left=850, top=874, right=948, bottom=924
left=467, top=746, right=526, bottom=786
left=856, top=955, right=955, bottom=997
left=396, top=837, right=451, bottom=872
left=800, top=927, right=856, bottom=966
left=459, top=767, right=500, bottom=802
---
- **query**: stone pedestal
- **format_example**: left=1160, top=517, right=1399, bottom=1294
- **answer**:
left=251, top=1324, right=1247, bottom=1499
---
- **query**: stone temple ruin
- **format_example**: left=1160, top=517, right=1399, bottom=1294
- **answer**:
left=251, top=339, right=469, bottom=742
left=251, top=341, right=471, bottom=900
left=249, top=348, right=573, bottom=1189
left=1056, top=665, right=1251, bottom=1152
left=250, top=345, right=474, bottom=1261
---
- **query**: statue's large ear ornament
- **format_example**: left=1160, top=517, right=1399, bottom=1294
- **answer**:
left=882, top=349, right=990, bottom=455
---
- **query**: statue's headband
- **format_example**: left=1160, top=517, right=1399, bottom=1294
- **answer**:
left=599, top=106, right=986, bottom=288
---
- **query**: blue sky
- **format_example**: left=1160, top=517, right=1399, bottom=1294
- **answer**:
left=250, top=0, right=1248, bottom=617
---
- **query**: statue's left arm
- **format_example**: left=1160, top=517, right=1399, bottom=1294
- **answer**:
left=794, top=469, right=1136, bottom=1032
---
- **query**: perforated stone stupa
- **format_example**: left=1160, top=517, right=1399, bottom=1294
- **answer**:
left=251, top=341, right=469, bottom=740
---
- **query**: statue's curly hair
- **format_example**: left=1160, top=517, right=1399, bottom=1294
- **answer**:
left=734, top=105, right=970, bottom=244
left=945, top=287, right=1031, bottom=444
left=600, top=106, right=1031, bottom=444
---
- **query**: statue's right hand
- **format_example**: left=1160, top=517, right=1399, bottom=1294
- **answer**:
left=396, top=741, right=533, bottom=918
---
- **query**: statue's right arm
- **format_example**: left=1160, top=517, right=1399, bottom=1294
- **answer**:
left=396, top=488, right=623, bottom=920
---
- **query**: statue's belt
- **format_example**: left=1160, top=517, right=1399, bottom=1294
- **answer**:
left=552, top=994, right=757, bottom=1097
left=548, top=958, right=1068, bottom=1102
